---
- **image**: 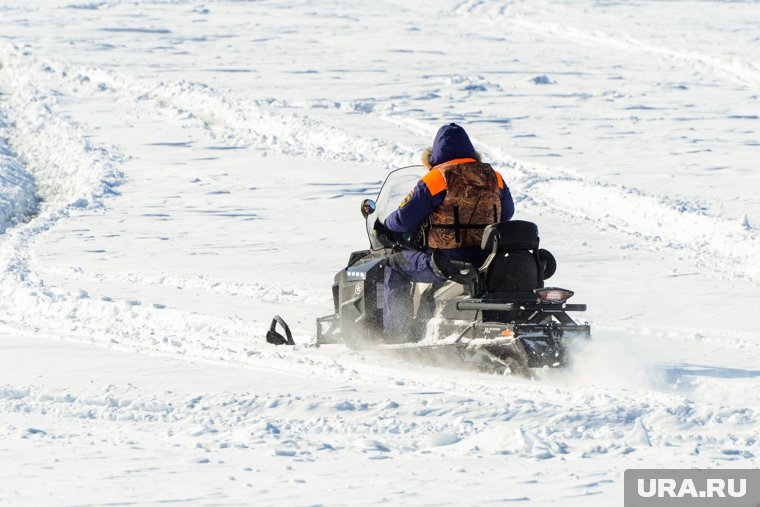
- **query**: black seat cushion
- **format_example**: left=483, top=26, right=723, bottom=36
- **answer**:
left=481, top=221, right=539, bottom=252
left=485, top=251, right=541, bottom=292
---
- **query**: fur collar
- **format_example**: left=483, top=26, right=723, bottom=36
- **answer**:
left=422, top=147, right=481, bottom=169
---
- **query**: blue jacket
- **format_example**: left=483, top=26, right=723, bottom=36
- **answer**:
left=385, top=160, right=515, bottom=263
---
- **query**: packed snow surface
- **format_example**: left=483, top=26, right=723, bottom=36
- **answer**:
left=1, top=0, right=759, bottom=505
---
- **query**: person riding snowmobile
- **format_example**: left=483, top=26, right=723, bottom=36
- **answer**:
left=379, top=123, right=515, bottom=337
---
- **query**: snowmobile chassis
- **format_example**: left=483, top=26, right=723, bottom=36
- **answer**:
left=315, top=285, right=591, bottom=373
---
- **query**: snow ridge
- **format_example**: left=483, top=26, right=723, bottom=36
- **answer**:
left=0, top=44, right=123, bottom=281
left=453, top=0, right=760, bottom=86
left=1, top=366, right=756, bottom=461
left=57, top=65, right=414, bottom=169
left=0, top=4, right=758, bottom=502
left=375, top=113, right=760, bottom=283
left=12, top=47, right=759, bottom=286
left=109, top=69, right=760, bottom=282
left=0, top=48, right=122, bottom=211
left=487, top=146, right=760, bottom=283
left=1, top=44, right=757, bottom=370
left=0, top=129, right=38, bottom=234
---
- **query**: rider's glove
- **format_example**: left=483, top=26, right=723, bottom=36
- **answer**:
left=372, top=219, right=395, bottom=247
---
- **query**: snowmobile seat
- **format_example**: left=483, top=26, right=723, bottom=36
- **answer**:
left=480, top=221, right=543, bottom=293
left=481, top=220, right=539, bottom=252
left=430, top=250, right=481, bottom=296
left=431, top=221, right=553, bottom=296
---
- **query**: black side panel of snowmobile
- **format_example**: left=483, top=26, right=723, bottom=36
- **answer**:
left=335, top=257, right=385, bottom=344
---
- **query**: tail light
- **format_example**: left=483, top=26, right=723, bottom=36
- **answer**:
left=535, top=287, right=574, bottom=303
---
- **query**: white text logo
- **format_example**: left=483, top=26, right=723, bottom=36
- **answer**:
left=637, top=478, right=747, bottom=499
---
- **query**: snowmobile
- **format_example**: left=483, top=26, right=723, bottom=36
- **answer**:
left=268, top=165, right=590, bottom=376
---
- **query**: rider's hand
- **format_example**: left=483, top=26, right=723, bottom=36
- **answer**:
left=372, top=220, right=395, bottom=247
left=373, top=219, right=389, bottom=236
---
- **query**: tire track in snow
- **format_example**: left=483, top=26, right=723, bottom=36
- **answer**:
left=0, top=45, right=757, bottom=466
left=40, top=264, right=315, bottom=305
left=375, top=114, right=760, bottom=285
left=0, top=46, right=754, bottom=367
left=0, top=45, right=265, bottom=363
left=487, top=147, right=760, bottom=284
left=2, top=362, right=757, bottom=461
left=62, top=67, right=413, bottom=170
left=453, top=0, right=760, bottom=87
left=2, top=44, right=758, bottom=369
left=0, top=44, right=334, bottom=364
left=74, top=56, right=760, bottom=282
left=16, top=45, right=760, bottom=286
left=91, top=66, right=760, bottom=283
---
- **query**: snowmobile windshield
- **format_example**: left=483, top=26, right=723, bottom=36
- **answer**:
left=366, top=165, right=427, bottom=250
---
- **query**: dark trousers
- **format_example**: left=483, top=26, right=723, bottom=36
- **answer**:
left=382, top=247, right=489, bottom=336
left=383, top=250, right=443, bottom=336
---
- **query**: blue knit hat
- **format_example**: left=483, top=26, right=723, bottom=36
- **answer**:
left=429, top=123, right=477, bottom=167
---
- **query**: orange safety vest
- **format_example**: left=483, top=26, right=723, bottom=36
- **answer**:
left=422, top=158, right=503, bottom=249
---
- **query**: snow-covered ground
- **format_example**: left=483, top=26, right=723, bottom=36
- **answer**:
left=0, top=0, right=758, bottom=505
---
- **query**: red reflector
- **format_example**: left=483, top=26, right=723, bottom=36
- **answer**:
left=535, top=287, right=574, bottom=303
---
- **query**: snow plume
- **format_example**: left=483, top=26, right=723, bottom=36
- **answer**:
left=547, top=329, right=666, bottom=392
